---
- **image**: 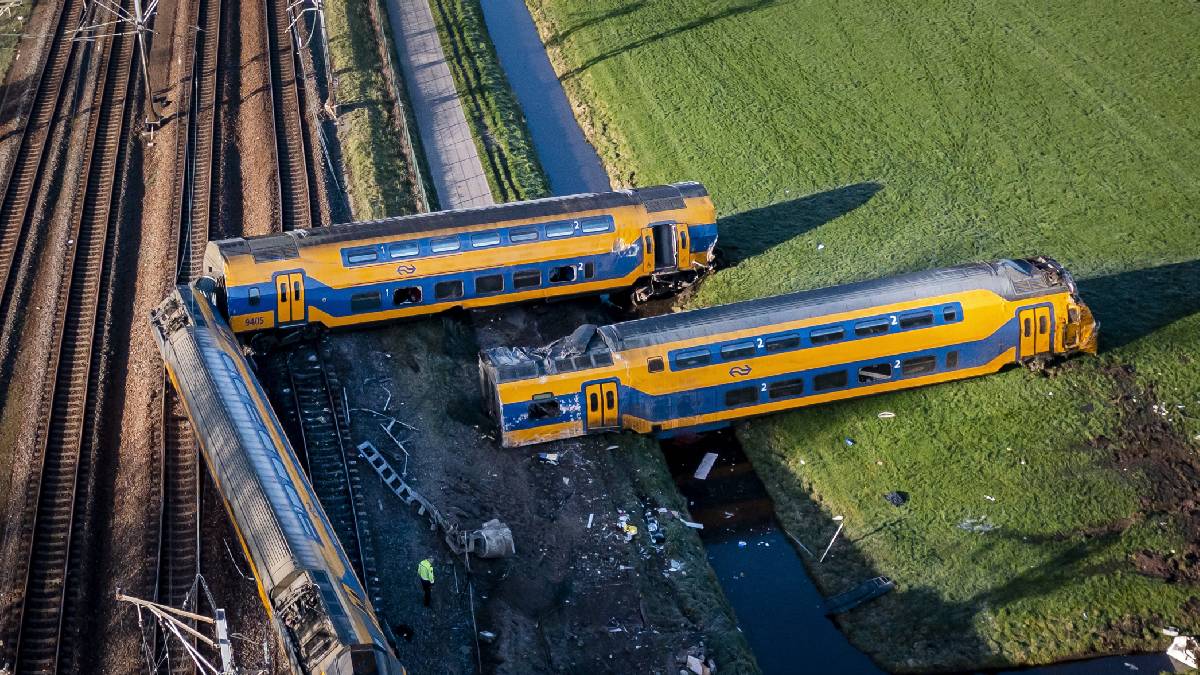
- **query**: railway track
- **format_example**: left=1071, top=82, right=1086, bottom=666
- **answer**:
left=0, top=0, right=87, bottom=393
left=265, top=0, right=314, bottom=231
left=154, top=0, right=225, bottom=670
left=8, top=8, right=137, bottom=672
left=269, top=339, right=383, bottom=609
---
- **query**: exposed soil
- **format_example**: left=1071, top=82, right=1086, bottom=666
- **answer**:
left=1098, top=364, right=1200, bottom=591
left=308, top=297, right=749, bottom=674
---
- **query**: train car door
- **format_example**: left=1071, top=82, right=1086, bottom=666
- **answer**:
left=1034, top=306, right=1051, bottom=353
left=583, top=381, right=619, bottom=431
left=274, top=271, right=306, bottom=325
left=651, top=222, right=677, bottom=270
left=1018, top=308, right=1035, bottom=357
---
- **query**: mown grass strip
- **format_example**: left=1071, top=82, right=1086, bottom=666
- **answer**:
left=526, top=0, right=1200, bottom=669
left=323, top=0, right=420, bottom=218
left=428, top=0, right=549, bottom=202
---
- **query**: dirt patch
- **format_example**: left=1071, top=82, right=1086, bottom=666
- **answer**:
left=1097, top=364, right=1200, bottom=585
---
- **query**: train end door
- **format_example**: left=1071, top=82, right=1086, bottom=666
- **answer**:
left=1018, top=306, right=1052, bottom=358
left=274, top=271, right=307, bottom=326
left=583, top=380, right=619, bottom=432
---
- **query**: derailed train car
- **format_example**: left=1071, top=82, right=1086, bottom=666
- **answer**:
left=151, top=282, right=403, bottom=674
left=480, top=257, right=1099, bottom=447
left=203, top=182, right=718, bottom=334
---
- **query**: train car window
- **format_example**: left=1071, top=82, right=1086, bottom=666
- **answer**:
left=389, top=241, right=419, bottom=258
left=393, top=286, right=422, bottom=305
left=902, top=355, right=937, bottom=375
left=1038, top=315, right=1048, bottom=334
left=648, top=357, right=664, bottom=373
left=350, top=291, right=381, bottom=312
left=946, top=351, right=959, bottom=368
left=247, top=287, right=260, bottom=306
left=510, top=227, right=539, bottom=242
left=854, top=318, right=890, bottom=337
left=858, top=362, right=893, bottom=383
left=675, top=348, right=711, bottom=369
left=592, top=352, right=614, bottom=367
left=720, top=342, right=756, bottom=360
left=814, top=370, right=848, bottom=391
left=724, top=386, right=758, bottom=407
left=765, top=334, right=801, bottom=353
left=588, top=392, right=599, bottom=412
left=768, top=378, right=804, bottom=399
left=584, top=262, right=595, bottom=279
left=471, top=232, right=501, bottom=248
left=1023, top=317, right=1032, bottom=338
left=475, top=274, right=504, bottom=294
left=943, top=305, right=960, bottom=322
left=545, top=221, right=575, bottom=238
left=430, top=237, right=461, bottom=253
left=810, top=326, right=845, bottom=344
left=529, top=395, right=562, bottom=420
left=549, top=265, right=577, bottom=283
left=346, top=247, right=378, bottom=264
left=899, top=311, right=933, bottom=329
left=434, top=280, right=464, bottom=300
left=513, top=270, right=541, bottom=289
left=581, top=217, right=613, bottom=233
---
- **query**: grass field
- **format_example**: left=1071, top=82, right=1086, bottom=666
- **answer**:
left=525, top=0, right=1200, bottom=669
left=323, top=0, right=422, bottom=218
left=429, top=0, right=549, bottom=201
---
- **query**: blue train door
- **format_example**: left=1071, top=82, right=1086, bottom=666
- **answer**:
left=274, top=271, right=306, bottom=325
left=583, top=381, right=619, bottom=431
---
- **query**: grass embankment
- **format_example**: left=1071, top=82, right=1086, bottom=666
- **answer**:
left=323, top=0, right=421, bottom=218
left=429, top=0, right=549, bottom=201
left=526, top=0, right=1200, bottom=669
left=0, top=5, right=26, bottom=79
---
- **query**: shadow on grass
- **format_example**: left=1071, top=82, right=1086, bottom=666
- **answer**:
left=546, top=1, right=648, bottom=47
left=560, top=0, right=785, bottom=79
left=716, top=182, right=883, bottom=264
left=1077, top=259, right=1200, bottom=351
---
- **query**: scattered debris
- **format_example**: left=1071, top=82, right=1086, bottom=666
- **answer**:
left=644, top=509, right=666, bottom=545
left=586, top=513, right=594, bottom=529
left=1167, top=635, right=1197, bottom=668
left=693, top=452, right=718, bottom=480
left=1122, top=662, right=1137, bottom=671
left=984, top=495, right=996, bottom=502
left=844, top=438, right=856, bottom=446
left=1162, top=626, right=1180, bottom=637
left=667, top=559, right=685, bottom=573
left=824, top=576, right=895, bottom=615
left=537, top=452, right=559, bottom=465
left=884, top=491, right=909, bottom=507
left=819, top=515, right=846, bottom=562
left=877, top=411, right=895, bottom=419
left=957, top=516, right=997, bottom=533
left=737, top=541, right=748, bottom=548
left=478, top=630, right=496, bottom=644
left=816, top=243, right=825, bottom=251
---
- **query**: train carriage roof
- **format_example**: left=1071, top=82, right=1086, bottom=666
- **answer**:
left=601, top=259, right=1067, bottom=351
left=213, top=182, right=709, bottom=262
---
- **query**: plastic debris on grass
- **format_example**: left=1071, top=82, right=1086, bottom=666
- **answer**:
left=957, top=516, right=997, bottom=533
left=877, top=411, right=896, bottom=419
left=884, top=491, right=908, bottom=507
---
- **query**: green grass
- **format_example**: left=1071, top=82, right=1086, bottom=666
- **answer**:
left=323, top=0, right=421, bottom=218
left=429, top=0, right=549, bottom=201
left=526, top=0, right=1200, bottom=669
left=0, top=6, right=26, bottom=80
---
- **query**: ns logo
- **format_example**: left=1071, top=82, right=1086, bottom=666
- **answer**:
left=729, top=365, right=752, bottom=377
left=396, top=263, right=417, bottom=276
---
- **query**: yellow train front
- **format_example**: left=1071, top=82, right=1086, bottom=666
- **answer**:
left=204, top=183, right=717, bottom=333
left=479, top=257, right=1099, bottom=447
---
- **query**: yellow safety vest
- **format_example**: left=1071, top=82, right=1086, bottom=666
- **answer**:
left=418, top=559, right=434, bottom=583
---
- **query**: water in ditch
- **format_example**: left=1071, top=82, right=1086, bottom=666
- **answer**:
left=478, top=0, right=611, bottom=196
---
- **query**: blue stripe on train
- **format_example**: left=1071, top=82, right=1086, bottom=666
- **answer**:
left=228, top=243, right=646, bottom=320
left=501, top=317, right=1020, bottom=432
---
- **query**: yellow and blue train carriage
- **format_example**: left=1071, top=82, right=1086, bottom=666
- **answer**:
left=479, top=258, right=1099, bottom=447
left=203, top=183, right=717, bottom=333
left=151, top=282, right=404, bottom=674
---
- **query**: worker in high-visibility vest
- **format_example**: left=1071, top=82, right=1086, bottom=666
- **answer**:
left=418, top=558, right=435, bottom=607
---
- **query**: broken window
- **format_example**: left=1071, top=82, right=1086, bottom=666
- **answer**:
left=549, top=265, right=577, bottom=283
left=528, top=396, right=561, bottom=420
left=814, top=370, right=848, bottom=391
left=392, top=286, right=422, bottom=305
left=858, top=362, right=893, bottom=383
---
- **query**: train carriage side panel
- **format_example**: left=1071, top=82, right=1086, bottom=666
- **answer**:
left=151, top=284, right=403, bottom=674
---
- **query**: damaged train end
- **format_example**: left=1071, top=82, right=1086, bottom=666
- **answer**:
left=151, top=281, right=404, bottom=675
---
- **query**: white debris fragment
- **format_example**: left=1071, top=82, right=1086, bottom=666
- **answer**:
left=816, top=243, right=825, bottom=251
left=877, top=411, right=896, bottom=419
left=693, top=452, right=718, bottom=480
left=586, top=513, right=594, bottom=529
left=984, top=495, right=996, bottom=502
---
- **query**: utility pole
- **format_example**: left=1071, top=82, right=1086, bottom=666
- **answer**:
left=130, top=0, right=162, bottom=127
